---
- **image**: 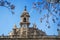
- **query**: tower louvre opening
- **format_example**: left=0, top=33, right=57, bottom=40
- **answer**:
left=23, top=17, right=26, bottom=22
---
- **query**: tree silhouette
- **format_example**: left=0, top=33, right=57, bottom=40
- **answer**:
left=32, top=0, right=60, bottom=35
left=0, top=0, right=15, bottom=14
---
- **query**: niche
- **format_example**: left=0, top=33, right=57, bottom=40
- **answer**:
left=23, top=17, right=26, bottom=22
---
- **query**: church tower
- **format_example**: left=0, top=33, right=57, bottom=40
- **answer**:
left=20, top=6, right=30, bottom=38
left=20, top=6, right=30, bottom=28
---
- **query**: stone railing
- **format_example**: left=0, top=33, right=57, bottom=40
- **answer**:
left=0, top=38, right=60, bottom=40
left=0, top=35, right=60, bottom=40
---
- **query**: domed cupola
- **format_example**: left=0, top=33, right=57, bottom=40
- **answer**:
left=21, top=6, right=30, bottom=17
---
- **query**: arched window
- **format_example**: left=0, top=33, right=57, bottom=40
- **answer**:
left=23, top=18, right=26, bottom=22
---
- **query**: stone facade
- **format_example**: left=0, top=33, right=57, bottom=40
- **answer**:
left=8, top=6, right=46, bottom=38
left=0, top=6, right=60, bottom=40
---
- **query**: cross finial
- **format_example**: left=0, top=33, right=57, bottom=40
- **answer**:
left=24, top=6, right=27, bottom=11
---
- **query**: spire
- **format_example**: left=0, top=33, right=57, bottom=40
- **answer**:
left=13, top=24, right=17, bottom=29
left=24, top=6, right=27, bottom=11
left=33, top=23, right=37, bottom=28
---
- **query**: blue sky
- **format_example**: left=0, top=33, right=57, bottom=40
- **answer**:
left=0, top=0, right=59, bottom=35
